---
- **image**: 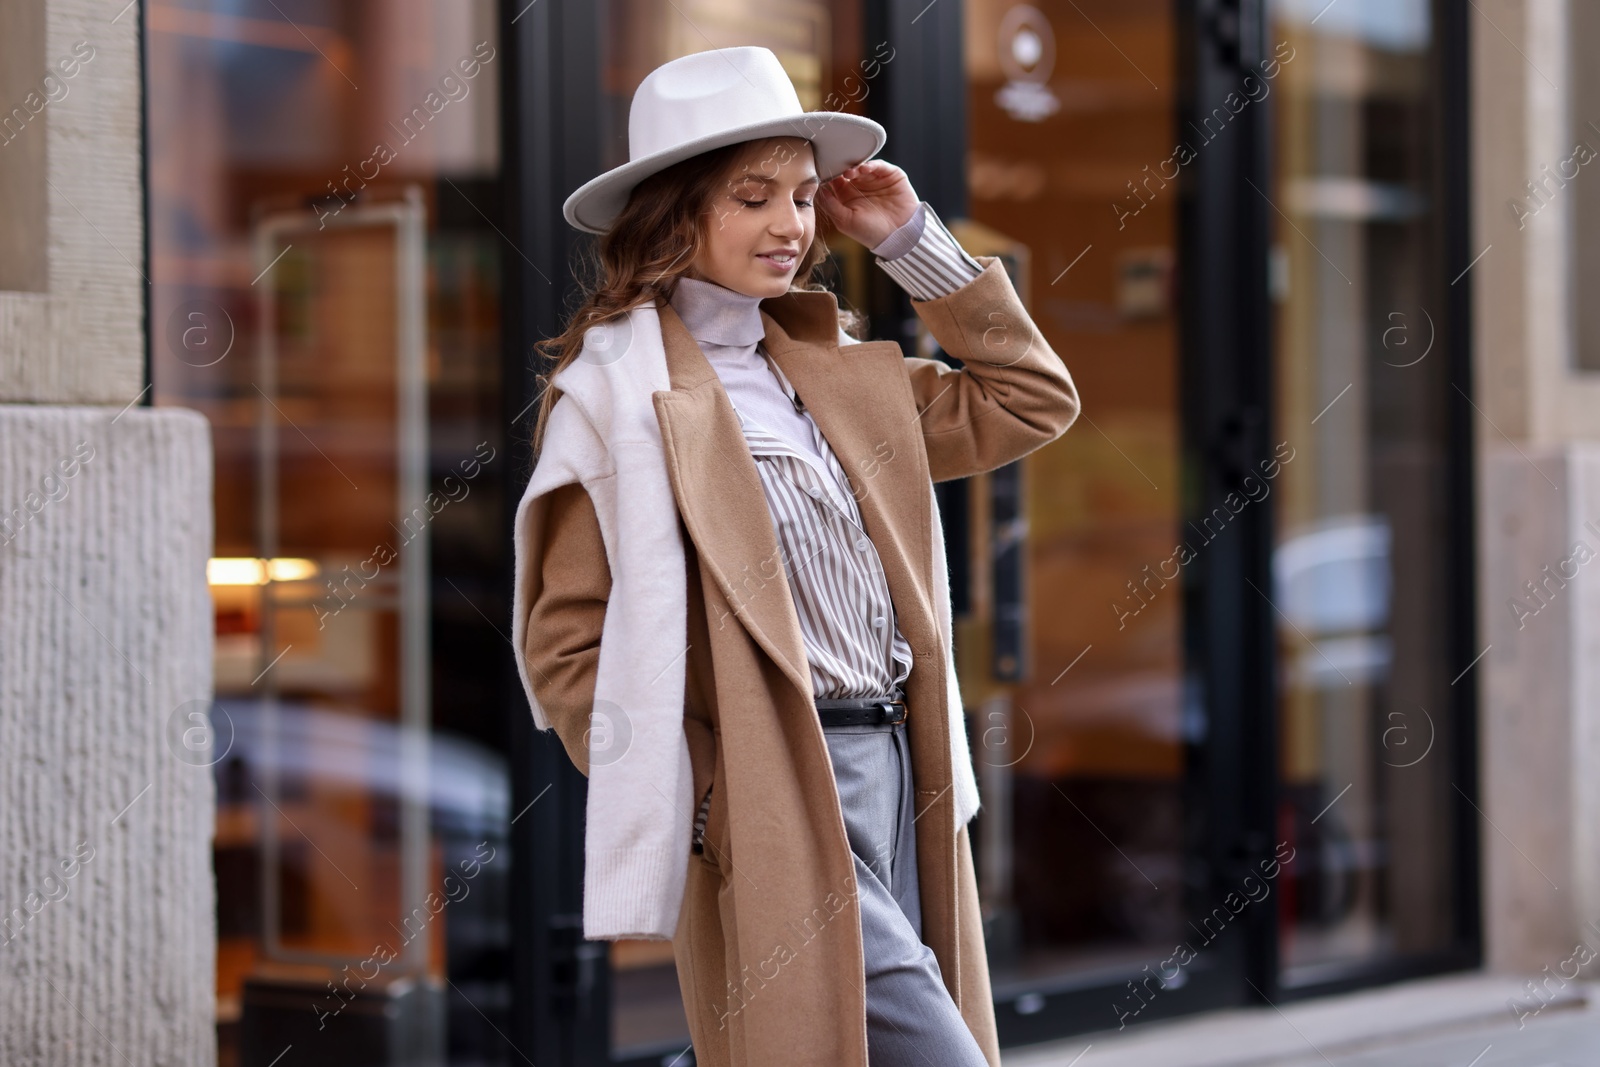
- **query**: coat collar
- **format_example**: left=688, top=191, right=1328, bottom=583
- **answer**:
left=649, top=287, right=937, bottom=708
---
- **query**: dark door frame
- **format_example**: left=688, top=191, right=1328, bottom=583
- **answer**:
left=497, top=0, right=1482, bottom=1060
left=1181, top=0, right=1283, bottom=1007
left=500, top=2, right=611, bottom=1065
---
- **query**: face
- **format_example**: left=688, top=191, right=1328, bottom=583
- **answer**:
left=689, top=137, right=818, bottom=299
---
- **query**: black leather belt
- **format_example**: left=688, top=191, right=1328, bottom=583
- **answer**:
left=814, top=694, right=907, bottom=727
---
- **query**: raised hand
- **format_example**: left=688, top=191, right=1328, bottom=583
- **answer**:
left=817, top=159, right=921, bottom=250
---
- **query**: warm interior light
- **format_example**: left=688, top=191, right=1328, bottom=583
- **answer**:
left=207, top=557, right=320, bottom=585
left=266, top=557, right=319, bottom=582
left=208, top=558, right=264, bottom=586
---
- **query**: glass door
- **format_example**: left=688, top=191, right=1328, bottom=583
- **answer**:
left=1264, top=0, right=1478, bottom=993
left=956, top=0, right=1245, bottom=1040
left=146, top=3, right=514, bottom=1063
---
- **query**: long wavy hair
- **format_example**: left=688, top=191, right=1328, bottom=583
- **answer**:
left=528, top=136, right=866, bottom=457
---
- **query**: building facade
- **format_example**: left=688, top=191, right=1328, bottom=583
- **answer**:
left=0, top=0, right=1595, bottom=1064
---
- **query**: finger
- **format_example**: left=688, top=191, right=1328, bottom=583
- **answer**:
left=817, top=183, right=851, bottom=220
left=845, top=164, right=897, bottom=191
left=825, top=177, right=861, bottom=205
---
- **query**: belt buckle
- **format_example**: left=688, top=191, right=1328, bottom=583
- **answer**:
left=880, top=699, right=907, bottom=725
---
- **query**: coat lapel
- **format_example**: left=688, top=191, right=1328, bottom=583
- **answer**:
left=650, top=301, right=815, bottom=706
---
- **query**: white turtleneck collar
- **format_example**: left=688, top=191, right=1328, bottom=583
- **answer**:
left=663, top=272, right=828, bottom=464
left=667, top=274, right=767, bottom=353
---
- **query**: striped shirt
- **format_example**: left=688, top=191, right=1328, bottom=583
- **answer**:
left=735, top=353, right=916, bottom=698
left=668, top=201, right=983, bottom=703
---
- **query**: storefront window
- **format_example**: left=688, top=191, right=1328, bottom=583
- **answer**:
left=1267, top=0, right=1462, bottom=985
left=961, top=0, right=1188, bottom=995
left=146, top=2, right=511, bottom=1062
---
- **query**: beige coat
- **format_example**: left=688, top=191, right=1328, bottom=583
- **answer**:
left=523, top=256, right=1079, bottom=1066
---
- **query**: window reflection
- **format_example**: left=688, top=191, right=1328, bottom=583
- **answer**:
left=1267, top=0, right=1461, bottom=985
left=147, top=2, right=510, bottom=1063
left=963, top=0, right=1188, bottom=991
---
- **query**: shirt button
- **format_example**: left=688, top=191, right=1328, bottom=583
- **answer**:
left=855, top=538, right=870, bottom=551
left=873, top=616, right=886, bottom=628
left=807, top=487, right=823, bottom=499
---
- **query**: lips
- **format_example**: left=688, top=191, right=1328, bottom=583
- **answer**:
left=756, top=251, right=798, bottom=269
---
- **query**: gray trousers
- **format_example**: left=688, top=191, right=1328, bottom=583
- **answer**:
left=820, top=719, right=989, bottom=1067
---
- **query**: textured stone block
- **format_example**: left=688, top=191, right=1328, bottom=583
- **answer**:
left=0, top=404, right=215, bottom=1066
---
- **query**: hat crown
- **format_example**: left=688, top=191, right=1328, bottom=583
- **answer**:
left=563, top=45, right=884, bottom=233
left=629, top=47, right=805, bottom=161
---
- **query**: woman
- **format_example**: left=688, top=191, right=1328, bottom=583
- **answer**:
left=514, top=46, right=1079, bottom=1067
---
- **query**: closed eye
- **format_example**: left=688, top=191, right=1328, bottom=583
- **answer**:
left=736, top=198, right=815, bottom=209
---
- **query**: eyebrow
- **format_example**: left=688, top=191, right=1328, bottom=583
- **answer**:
left=735, top=172, right=821, bottom=188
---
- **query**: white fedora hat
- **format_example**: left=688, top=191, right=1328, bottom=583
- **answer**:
left=563, top=46, right=887, bottom=235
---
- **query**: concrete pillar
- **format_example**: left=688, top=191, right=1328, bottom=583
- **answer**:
left=0, top=0, right=217, bottom=1062
left=1480, top=447, right=1600, bottom=972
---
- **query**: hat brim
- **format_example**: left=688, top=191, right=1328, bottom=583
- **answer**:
left=562, top=111, right=887, bottom=235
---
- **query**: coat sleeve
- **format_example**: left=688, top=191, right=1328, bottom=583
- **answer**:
left=900, top=254, right=1080, bottom=484
left=524, top=479, right=611, bottom=778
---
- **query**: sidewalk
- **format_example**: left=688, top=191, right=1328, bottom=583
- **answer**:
left=1001, top=974, right=1595, bottom=1067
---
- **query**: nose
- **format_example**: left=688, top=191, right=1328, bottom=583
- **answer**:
left=770, top=198, right=805, bottom=239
